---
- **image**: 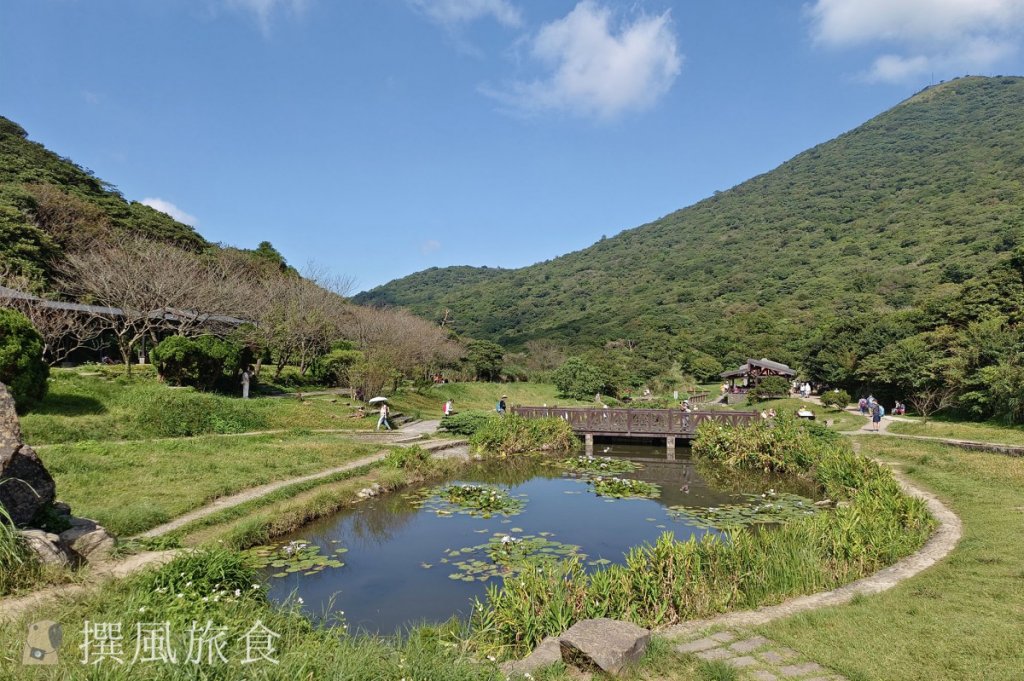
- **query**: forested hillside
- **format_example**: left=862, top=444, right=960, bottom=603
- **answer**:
left=357, top=76, right=1024, bottom=370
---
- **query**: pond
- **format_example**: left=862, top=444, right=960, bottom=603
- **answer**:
left=257, top=441, right=820, bottom=634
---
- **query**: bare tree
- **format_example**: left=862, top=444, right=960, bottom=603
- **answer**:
left=59, top=237, right=253, bottom=373
left=0, top=271, right=104, bottom=365
left=907, top=385, right=958, bottom=423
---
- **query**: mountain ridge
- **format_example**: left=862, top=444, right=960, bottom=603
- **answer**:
left=356, top=76, right=1024, bottom=365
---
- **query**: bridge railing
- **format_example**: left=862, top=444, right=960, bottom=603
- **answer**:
left=510, top=406, right=758, bottom=436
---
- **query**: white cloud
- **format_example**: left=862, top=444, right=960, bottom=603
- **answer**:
left=224, top=0, right=309, bottom=34
left=410, top=0, right=522, bottom=28
left=484, top=1, right=681, bottom=120
left=807, top=0, right=1024, bottom=83
left=420, top=239, right=442, bottom=255
left=141, top=198, right=199, bottom=227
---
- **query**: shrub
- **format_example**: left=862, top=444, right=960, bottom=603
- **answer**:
left=0, top=308, right=48, bottom=413
left=439, top=410, right=496, bottom=436
left=151, top=335, right=249, bottom=393
left=820, top=389, right=852, bottom=410
left=747, top=376, right=791, bottom=402
left=310, top=347, right=362, bottom=387
left=552, top=357, right=610, bottom=400
left=469, top=415, right=579, bottom=456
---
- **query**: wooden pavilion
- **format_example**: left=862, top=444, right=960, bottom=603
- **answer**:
left=720, top=358, right=796, bottom=394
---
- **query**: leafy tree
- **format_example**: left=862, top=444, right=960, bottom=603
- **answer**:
left=0, top=204, right=58, bottom=285
left=552, top=357, right=610, bottom=400
left=0, top=308, right=48, bottom=413
left=687, top=353, right=724, bottom=382
left=152, top=335, right=249, bottom=393
left=465, top=340, right=505, bottom=381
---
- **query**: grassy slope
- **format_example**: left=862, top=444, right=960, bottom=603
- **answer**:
left=761, top=437, right=1024, bottom=680
left=887, top=418, right=1024, bottom=446
left=43, top=434, right=384, bottom=536
left=21, top=369, right=372, bottom=445
left=390, top=381, right=591, bottom=419
left=357, top=76, right=1024, bottom=361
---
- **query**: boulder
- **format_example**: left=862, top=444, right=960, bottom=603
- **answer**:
left=558, top=618, right=650, bottom=675
left=501, top=636, right=563, bottom=677
left=0, top=383, right=55, bottom=526
left=60, top=519, right=116, bottom=561
left=19, top=529, right=71, bottom=567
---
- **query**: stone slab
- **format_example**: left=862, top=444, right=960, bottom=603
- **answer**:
left=559, top=618, right=650, bottom=675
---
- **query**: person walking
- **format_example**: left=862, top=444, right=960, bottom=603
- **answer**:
left=871, top=401, right=883, bottom=431
left=377, top=402, right=392, bottom=431
left=496, top=395, right=507, bottom=416
left=241, top=367, right=251, bottom=399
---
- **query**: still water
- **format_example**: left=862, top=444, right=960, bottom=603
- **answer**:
left=264, top=441, right=815, bottom=633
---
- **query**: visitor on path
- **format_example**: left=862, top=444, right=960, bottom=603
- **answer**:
left=241, top=367, right=251, bottom=399
left=377, top=402, right=392, bottom=431
left=858, top=397, right=868, bottom=415
left=496, top=395, right=507, bottom=416
left=871, top=402, right=884, bottom=431
left=894, top=401, right=906, bottom=416
left=443, top=399, right=453, bottom=416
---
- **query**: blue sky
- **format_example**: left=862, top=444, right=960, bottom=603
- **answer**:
left=4, top=1, right=1024, bottom=292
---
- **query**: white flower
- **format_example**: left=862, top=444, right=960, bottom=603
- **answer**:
left=234, top=589, right=241, bottom=597
left=297, top=597, right=304, bottom=605
left=139, top=607, right=146, bottom=613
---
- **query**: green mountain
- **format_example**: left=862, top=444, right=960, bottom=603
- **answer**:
left=356, top=76, right=1024, bottom=367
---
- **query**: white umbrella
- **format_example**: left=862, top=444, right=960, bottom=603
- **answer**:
left=368, top=396, right=388, bottom=404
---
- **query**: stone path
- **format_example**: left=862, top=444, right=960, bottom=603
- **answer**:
left=675, top=630, right=848, bottom=680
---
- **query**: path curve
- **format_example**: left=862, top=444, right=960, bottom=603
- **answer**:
left=660, top=460, right=961, bottom=639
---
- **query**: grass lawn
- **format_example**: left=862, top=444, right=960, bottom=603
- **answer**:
left=41, top=433, right=385, bottom=536
left=390, top=381, right=591, bottom=419
left=887, top=417, right=1024, bottom=447
left=760, top=437, right=1024, bottom=680
left=727, top=397, right=866, bottom=432
left=22, top=369, right=371, bottom=445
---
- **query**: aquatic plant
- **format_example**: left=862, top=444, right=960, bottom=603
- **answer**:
left=555, top=454, right=641, bottom=475
left=244, top=539, right=346, bottom=579
left=431, top=530, right=585, bottom=582
left=469, top=415, right=579, bottom=456
left=669, top=490, right=817, bottom=530
left=413, top=483, right=525, bottom=518
left=588, top=476, right=660, bottom=499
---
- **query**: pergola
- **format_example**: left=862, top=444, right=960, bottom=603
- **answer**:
left=720, top=358, right=796, bottom=391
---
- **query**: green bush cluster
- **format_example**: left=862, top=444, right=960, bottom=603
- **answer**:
left=133, top=387, right=268, bottom=437
left=438, top=410, right=497, bottom=436
left=820, top=389, right=852, bottom=410
left=469, top=415, right=579, bottom=456
left=0, top=307, right=48, bottom=413
left=470, top=416, right=933, bottom=657
left=151, top=335, right=250, bottom=393
left=747, top=376, right=791, bottom=402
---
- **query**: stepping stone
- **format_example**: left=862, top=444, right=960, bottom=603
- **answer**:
left=726, top=655, right=758, bottom=668
left=558, top=618, right=650, bottom=675
left=779, top=661, right=827, bottom=677
left=751, top=672, right=780, bottom=681
left=695, top=647, right=733, bottom=661
left=710, top=631, right=738, bottom=643
left=675, top=637, right=720, bottom=654
left=759, top=650, right=790, bottom=664
left=730, top=635, right=772, bottom=653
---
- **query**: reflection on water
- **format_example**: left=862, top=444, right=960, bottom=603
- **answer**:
left=265, top=441, right=818, bottom=633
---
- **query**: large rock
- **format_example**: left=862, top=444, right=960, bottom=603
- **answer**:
left=19, top=529, right=71, bottom=567
left=0, top=382, right=55, bottom=526
left=558, top=618, right=650, bottom=675
left=60, top=518, right=116, bottom=561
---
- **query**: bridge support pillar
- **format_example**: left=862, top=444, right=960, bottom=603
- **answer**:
left=666, top=436, right=676, bottom=460
left=585, top=433, right=594, bottom=456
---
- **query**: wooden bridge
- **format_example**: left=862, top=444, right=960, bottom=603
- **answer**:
left=511, top=406, right=759, bottom=457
